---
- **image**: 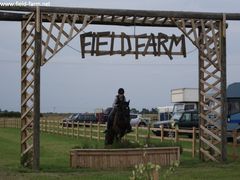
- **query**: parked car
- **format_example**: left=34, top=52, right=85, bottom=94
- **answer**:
left=152, top=110, right=240, bottom=141
left=102, top=107, right=150, bottom=127
left=152, top=111, right=198, bottom=137
left=130, top=114, right=150, bottom=127
left=61, top=113, right=97, bottom=127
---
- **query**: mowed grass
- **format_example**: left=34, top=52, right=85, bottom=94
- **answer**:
left=1, top=127, right=240, bottom=180
left=0, top=128, right=130, bottom=180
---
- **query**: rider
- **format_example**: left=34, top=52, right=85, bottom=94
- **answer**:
left=105, top=88, right=132, bottom=133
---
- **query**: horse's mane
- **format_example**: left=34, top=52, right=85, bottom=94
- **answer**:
left=113, top=101, right=130, bottom=131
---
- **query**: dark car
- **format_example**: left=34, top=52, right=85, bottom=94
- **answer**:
left=152, top=111, right=199, bottom=136
left=152, top=110, right=240, bottom=141
left=61, top=113, right=97, bottom=127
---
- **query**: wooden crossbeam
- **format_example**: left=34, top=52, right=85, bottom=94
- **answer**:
left=200, top=136, right=221, bottom=155
left=200, top=148, right=219, bottom=162
left=200, top=125, right=221, bottom=142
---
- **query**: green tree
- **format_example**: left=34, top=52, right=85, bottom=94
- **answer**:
left=141, top=108, right=150, bottom=114
left=130, top=108, right=139, bottom=114
left=150, top=108, right=158, bottom=114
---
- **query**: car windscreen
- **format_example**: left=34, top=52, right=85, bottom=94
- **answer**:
left=68, top=113, right=78, bottom=119
left=172, top=113, right=182, bottom=121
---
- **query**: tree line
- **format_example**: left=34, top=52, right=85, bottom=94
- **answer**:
left=130, top=108, right=158, bottom=114
left=0, top=109, right=21, bottom=117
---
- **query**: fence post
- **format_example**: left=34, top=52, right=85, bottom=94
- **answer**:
left=61, top=121, right=64, bottom=135
left=44, top=119, right=46, bottom=132
left=147, top=123, right=150, bottom=140
left=160, top=125, right=164, bottom=142
left=90, top=121, right=92, bottom=140
left=135, top=124, right=139, bottom=141
left=54, top=120, right=55, bottom=133
left=49, top=120, right=51, bottom=133
left=72, top=121, right=74, bottom=138
left=77, top=121, right=80, bottom=139
left=66, top=121, right=69, bottom=136
left=97, top=122, right=100, bottom=141
left=84, top=121, right=86, bottom=138
left=175, top=128, right=179, bottom=143
left=192, top=127, right=196, bottom=158
left=57, top=120, right=59, bottom=135
left=3, top=119, right=5, bottom=128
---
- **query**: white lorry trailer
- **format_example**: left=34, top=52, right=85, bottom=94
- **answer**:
left=171, top=88, right=199, bottom=113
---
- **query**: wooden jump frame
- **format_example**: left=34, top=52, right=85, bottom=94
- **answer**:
left=1, top=5, right=240, bottom=170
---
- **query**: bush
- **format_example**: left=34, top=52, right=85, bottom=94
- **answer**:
left=0, top=111, right=21, bottom=117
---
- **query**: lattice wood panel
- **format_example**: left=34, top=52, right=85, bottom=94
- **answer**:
left=41, top=13, right=95, bottom=65
left=20, top=12, right=94, bottom=168
left=172, top=18, right=226, bottom=162
left=21, top=12, right=35, bottom=167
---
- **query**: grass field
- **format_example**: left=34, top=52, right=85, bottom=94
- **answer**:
left=0, top=127, right=240, bottom=180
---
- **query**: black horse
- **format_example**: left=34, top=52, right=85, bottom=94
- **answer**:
left=105, top=101, right=130, bottom=145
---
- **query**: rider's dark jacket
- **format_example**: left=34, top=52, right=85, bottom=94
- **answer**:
left=112, top=95, right=126, bottom=108
left=107, top=95, right=126, bottom=130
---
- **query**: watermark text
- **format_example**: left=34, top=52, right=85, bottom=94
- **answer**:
left=0, top=1, right=51, bottom=6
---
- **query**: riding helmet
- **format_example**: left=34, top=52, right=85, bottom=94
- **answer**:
left=118, top=88, right=124, bottom=95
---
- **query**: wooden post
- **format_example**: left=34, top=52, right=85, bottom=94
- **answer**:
left=44, top=119, right=46, bottom=132
left=3, top=119, right=5, bottom=128
left=49, top=120, right=51, bottom=133
left=90, top=121, right=92, bottom=140
left=198, top=25, right=203, bottom=161
left=72, top=121, right=74, bottom=138
left=220, top=14, right=227, bottom=162
left=77, top=121, right=80, bottom=139
left=66, top=121, right=69, bottom=136
left=84, top=121, right=86, bottom=138
left=147, top=123, right=150, bottom=140
left=135, top=124, right=139, bottom=141
left=97, top=122, right=100, bottom=141
left=61, top=121, right=63, bottom=135
left=54, top=120, right=56, bottom=134
left=160, top=125, right=164, bottom=142
left=192, top=127, right=196, bottom=158
left=57, top=120, right=60, bottom=135
left=48, top=120, right=50, bottom=133
left=175, top=128, right=179, bottom=143
left=33, top=6, right=41, bottom=170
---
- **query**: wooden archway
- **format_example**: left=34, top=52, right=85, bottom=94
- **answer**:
left=1, top=6, right=238, bottom=169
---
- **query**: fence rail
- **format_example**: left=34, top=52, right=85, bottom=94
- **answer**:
left=1, top=117, right=239, bottom=159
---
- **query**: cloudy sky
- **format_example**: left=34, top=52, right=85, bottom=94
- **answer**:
left=0, top=0, right=240, bottom=113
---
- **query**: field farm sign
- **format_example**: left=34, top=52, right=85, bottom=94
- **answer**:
left=80, top=32, right=186, bottom=59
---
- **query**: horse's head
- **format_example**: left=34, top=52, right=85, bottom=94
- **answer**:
left=117, top=100, right=130, bottom=120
